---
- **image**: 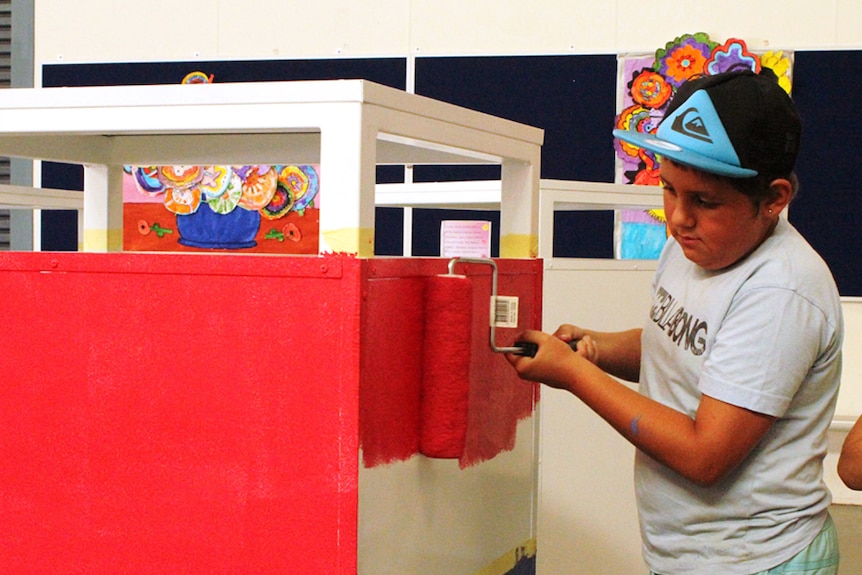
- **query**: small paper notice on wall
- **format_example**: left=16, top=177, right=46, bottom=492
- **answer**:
left=440, top=220, right=492, bottom=258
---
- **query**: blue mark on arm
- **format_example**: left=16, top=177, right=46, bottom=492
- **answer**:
left=630, top=415, right=643, bottom=437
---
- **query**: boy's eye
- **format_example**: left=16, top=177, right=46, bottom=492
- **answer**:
left=695, top=196, right=720, bottom=208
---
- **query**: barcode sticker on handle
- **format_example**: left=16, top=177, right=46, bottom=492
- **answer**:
left=491, top=296, right=519, bottom=328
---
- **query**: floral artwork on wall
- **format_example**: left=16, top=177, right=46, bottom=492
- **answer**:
left=613, top=33, right=793, bottom=259
left=124, top=163, right=320, bottom=254
left=122, top=72, right=321, bottom=254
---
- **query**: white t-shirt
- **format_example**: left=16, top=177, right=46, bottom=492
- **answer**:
left=637, top=217, right=843, bottom=575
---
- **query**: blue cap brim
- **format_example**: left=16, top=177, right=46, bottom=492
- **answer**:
left=613, top=128, right=758, bottom=178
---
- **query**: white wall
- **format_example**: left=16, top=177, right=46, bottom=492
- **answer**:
left=32, top=0, right=862, bottom=67
left=540, top=262, right=656, bottom=574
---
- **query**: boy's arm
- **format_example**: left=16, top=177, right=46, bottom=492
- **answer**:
left=839, top=417, right=862, bottom=490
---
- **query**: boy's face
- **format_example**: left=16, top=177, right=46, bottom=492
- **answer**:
left=660, top=160, right=775, bottom=271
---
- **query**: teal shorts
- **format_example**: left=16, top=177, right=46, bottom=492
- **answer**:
left=755, top=514, right=839, bottom=574
left=650, top=514, right=839, bottom=575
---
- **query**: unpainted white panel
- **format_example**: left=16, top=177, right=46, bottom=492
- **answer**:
left=538, top=265, right=655, bottom=575
left=217, top=0, right=411, bottom=59
left=35, top=0, right=219, bottom=65
left=409, top=0, right=617, bottom=55
left=358, top=417, right=537, bottom=575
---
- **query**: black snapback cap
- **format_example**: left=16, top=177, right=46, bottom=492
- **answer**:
left=613, top=70, right=801, bottom=179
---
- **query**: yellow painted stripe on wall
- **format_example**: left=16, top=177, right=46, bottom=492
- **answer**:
left=82, top=229, right=123, bottom=252
left=322, top=227, right=375, bottom=257
left=500, top=234, right=538, bottom=258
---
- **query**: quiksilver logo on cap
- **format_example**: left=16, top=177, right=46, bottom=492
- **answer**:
left=671, top=107, right=712, bottom=144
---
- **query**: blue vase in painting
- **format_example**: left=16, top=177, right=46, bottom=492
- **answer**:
left=176, top=206, right=261, bottom=249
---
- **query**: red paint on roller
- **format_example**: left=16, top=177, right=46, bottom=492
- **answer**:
left=420, top=274, right=473, bottom=458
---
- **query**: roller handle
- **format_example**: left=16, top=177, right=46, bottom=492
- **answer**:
left=512, top=339, right=579, bottom=358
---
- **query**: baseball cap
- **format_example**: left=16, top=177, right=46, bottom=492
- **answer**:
left=613, top=70, right=801, bottom=179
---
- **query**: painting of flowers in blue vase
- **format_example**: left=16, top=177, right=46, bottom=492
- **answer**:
left=123, top=163, right=320, bottom=254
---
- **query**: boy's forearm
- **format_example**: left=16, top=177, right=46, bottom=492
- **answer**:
left=587, top=328, right=642, bottom=382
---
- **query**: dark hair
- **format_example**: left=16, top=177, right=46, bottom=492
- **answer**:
left=666, top=158, right=799, bottom=208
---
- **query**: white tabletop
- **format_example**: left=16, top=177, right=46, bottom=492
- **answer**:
left=0, top=79, right=544, bottom=255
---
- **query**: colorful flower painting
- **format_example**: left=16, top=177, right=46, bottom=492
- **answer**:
left=629, top=70, right=673, bottom=109
left=655, top=33, right=717, bottom=88
left=124, top=163, right=320, bottom=253
left=705, top=38, right=761, bottom=75
left=760, top=50, right=794, bottom=93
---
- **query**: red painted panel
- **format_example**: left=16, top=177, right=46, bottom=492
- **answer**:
left=461, top=261, right=542, bottom=467
left=359, top=274, right=424, bottom=466
left=0, top=252, right=360, bottom=574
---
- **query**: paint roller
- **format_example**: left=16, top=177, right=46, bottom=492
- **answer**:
left=420, top=257, right=531, bottom=458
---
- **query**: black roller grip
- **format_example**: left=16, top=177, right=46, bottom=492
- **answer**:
left=513, top=339, right=579, bottom=358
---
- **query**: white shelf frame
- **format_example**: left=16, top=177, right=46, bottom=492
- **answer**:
left=0, top=79, right=543, bottom=256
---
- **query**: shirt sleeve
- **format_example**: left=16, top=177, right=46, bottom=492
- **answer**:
left=697, top=285, right=825, bottom=417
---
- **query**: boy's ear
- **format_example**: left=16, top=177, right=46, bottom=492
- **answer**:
left=764, top=178, right=793, bottom=215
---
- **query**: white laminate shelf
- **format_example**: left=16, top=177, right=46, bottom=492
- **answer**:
left=0, top=80, right=544, bottom=255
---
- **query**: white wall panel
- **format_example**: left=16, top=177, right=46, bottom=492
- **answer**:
left=35, top=0, right=862, bottom=66
left=837, top=0, right=862, bottom=47
left=614, top=0, right=840, bottom=53
left=408, top=0, right=617, bottom=55
left=35, top=0, right=219, bottom=65
left=217, top=0, right=411, bottom=59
